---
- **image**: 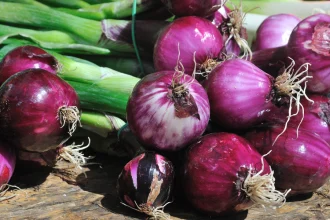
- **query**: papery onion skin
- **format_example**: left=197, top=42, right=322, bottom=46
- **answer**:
left=203, top=59, right=274, bottom=131
left=160, top=0, right=223, bottom=17
left=183, top=132, right=271, bottom=215
left=287, top=14, right=330, bottom=93
left=0, top=45, right=58, bottom=85
left=153, top=16, right=223, bottom=75
left=245, top=126, right=330, bottom=195
left=266, top=94, right=330, bottom=144
left=0, top=69, right=80, bottom=152
left=117, top=152, right=175, bottom=211
left=253, top=14, right=300, bottom=51
left=0, top=140, right=16, bottom=187
left=126, top=71, right=210, bottom=151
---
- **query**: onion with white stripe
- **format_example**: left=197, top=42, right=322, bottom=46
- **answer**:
left=117, top=152, right=175, bottom=219
left=126, top=71, right=210, bottom=151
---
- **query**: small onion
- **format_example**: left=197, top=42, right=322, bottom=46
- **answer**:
left=0, top=69, right=80, bottom=152
left=153, top=16, right=223, bottom=75
left=253, top=14, right=301, bottom=51
left=183, top=132, right=289, bottom=216
left=245, top=126, right=330, bottom=195
left=127, top=71, right=210, bottom=151
left=117, top=152, right=175, bottom=219
left=160, top=0, right=223, bottom=17
left=286, top=13, right=330, bottom=93
left=0, top=45, right=58, bottom=85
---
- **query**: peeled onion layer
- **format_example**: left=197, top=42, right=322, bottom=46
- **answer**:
left=183, top=132, right=288, bottom=216
left=153, top=16, right=223, bottom=76
left=252, top=13, right=301, bottom=51
left=0, top=69, right=80, bottom=152
left=127, top=71, right=210, bottom=151
left=287, top=13, right=330, bottom=94
left=117, top=152, right=174, bottom=219
left=245, top=126, right=330, bottom=195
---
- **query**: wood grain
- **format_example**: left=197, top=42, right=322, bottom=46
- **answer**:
left=1, top=154, right=329, bottom=220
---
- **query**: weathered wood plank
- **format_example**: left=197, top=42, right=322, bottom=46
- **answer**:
left=0, top=155, right=329, bottom=220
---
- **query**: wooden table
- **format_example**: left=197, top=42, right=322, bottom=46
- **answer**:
left=1, top=154, right=329, bottom=220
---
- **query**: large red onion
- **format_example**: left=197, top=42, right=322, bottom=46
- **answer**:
left=266, top=94, right=330, bottom=144
left=127, top=71, right=210, bottom=151
left=203, top=59, right=273, bottom=130
left=0, top=141, right=16, bottom=188
left=160, top=0, right=223, bottom=17
left=253, top=14, right=301, bottom=51
left=286, top=13, right=330, bottom=93
left=245, top=126, right=330, bottom=195
left=0, top=45, right=58, bottom=85
left=154, top=16, right=223, bottom=76
left=0, top=69, right=80, bottom=152
left=117, top=152, right=174, bottom=219
left=183, top=132, right=289, bottom=216
left=203, top=58, right=312, bottom=131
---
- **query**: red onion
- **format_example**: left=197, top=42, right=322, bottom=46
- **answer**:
left=117, top=152, right=174, bottom=219
left=0, top=45, right=58, bottom=85
left=250, top=46, right=288, bottom=77
left=212, top=4, right=249, bottom=57
left=160, top=0, right=223, bottom=17
left=245, top=126, right=330, bottom=195
left=286, top=13, right=330, bottom=93
left=266, top=94, right=330, bottom=144
left=203, top=58, right=312, bottom=131
left=253, top=14, right=301, bottom=51
left=153, top=16, right=223, bottom=76
left=0, top=141, right=16, bottom=188
left=0, top=69, right=80, bottom=152
left=183, top=132, right=289, bottom=216
left=127, top=71, right=210, bottom=151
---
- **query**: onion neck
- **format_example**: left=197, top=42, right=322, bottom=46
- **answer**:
left=169, top=71, right=200, bottom=119
left=311, top=22, right=330, bottom=56
left=220, top=2, right=251, bottom=58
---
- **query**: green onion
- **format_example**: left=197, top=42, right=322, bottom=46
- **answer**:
left=66, top=76, right=139, bottom=117
left=38, top=0, right=91, bottom=9
left=0, top=25, right=112, bottom=55
left=1, top=0, right=48, bottom=8
left=81, top=0, right=160, bottom=19
left=0, top=2, right=166, bottom=53
left=78, top=56, right=154, bottom=77
left=56, top=7, right=105, bottom=20
left=80, top=110, right=125, bottom=138
left=48, top=51, right=140, bottom=116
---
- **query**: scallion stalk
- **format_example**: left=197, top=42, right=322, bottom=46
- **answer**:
left=66, top=78, right=139, bottom=116
left=80, top=110, right=125, bottom=138
left=56, top=7, right=105, bottom=20
left=37, top=0, right=91, bottom=9
left=0, top=2, right=167, bottom=54
left=0, top=25, right=113, bottom=55
left=1, top=0, right=48, bottom=8
left=49, top=51, right=140, bottom=115
left=81, top=0, right=161, bottom=19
